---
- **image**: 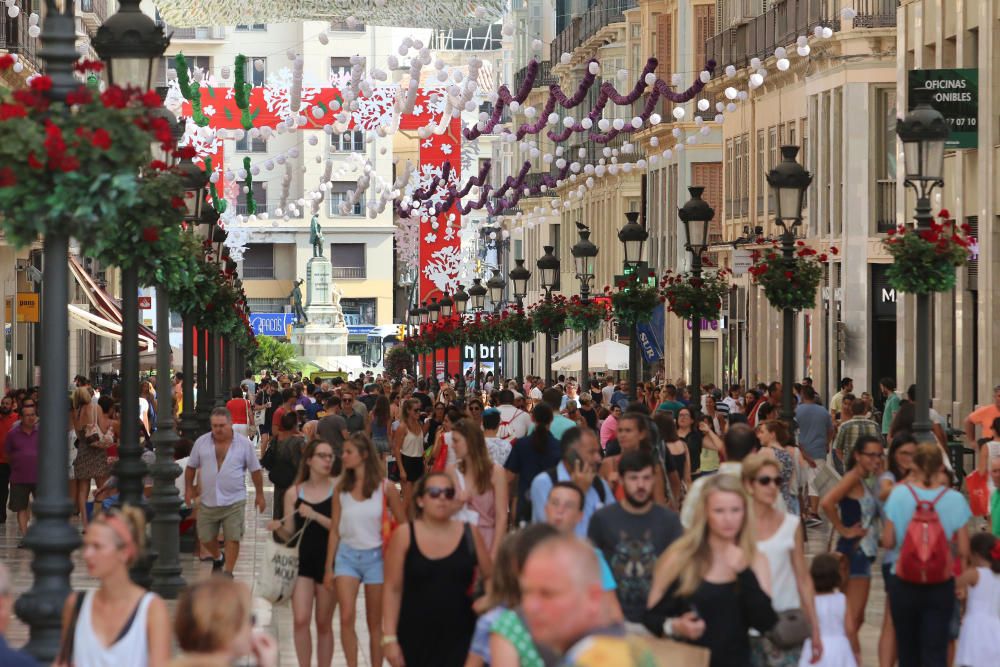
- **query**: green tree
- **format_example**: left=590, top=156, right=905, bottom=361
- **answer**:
left=251, top=336, right=301, bottom=375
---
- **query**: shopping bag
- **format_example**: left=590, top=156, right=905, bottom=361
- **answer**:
left=965, top=470, right=990, bottom=517
left=255, top=520, right=310, bottom=605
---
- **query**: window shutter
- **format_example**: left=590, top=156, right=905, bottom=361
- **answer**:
left=656, top=13, right=673, bottom=81
left=694, top=4, right=715, bottom=68
left=966, top=216, right=978, bottom=290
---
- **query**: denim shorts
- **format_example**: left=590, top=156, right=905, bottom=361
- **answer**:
left=334, top=543, right=384, bottom=584
left=838, top=546, right=874, bottom=578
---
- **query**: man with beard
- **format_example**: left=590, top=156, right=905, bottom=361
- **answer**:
left=587, top=450, right=682, bottom=625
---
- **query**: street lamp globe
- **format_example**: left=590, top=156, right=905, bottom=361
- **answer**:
left=536, top=246, right=560, bottom=290
left=509, top=260, right=531, bottom=300
left=408, top=305, right=419, bottom=327
left=678, top=186, right=715, bottom=256
left=766, top=146, right=813, bottom=226
left=618, top=211, right=648, bottom=268
left=453, top=285, right=470, bottom=315
left=93, top=0, right=170, bottom=89
left=176, top=158, right=208, bottom=223
left=439, top=293, right=454, bottom=318
left=427, top=298, right=441, bottom=323
left=571, top=227, right=599, bottom=281
left=487, top=270, right=506, bottom=307
left=897, top=101, right=950, bottom=186
left=469, top=278, right=487, bottom=311
left=418, top=302, right=429, bottom=325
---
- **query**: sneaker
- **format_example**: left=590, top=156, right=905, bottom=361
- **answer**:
left=212, top=556, right=225, bottom=572
left=804, top=515, right=823, bottom=527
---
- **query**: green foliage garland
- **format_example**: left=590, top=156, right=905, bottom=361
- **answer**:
left=530, top=295, right=568, bottom=335
left=565, top=296, right=608, bottom=332
left=174, top=53, right=209, bottom=127
left=233, top=54, right=253, bottom=130
left=243, top=156, right=256, bottom=215
left=883, top=211, right=970, bottom=294
left=660, top=269, right=731, bottom=322
left=500, top=307, right=534, bottom=342
left=606, top=277, right=660, bottom=326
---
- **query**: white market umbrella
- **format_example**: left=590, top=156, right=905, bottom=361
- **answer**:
left=551, top=339, right=630, bottom=372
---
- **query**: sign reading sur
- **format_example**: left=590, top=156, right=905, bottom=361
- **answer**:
left=907, top=68, right=978, bottom=149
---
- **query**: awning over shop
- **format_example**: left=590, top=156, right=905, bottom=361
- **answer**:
left=68, top=256, right=157, bottom=351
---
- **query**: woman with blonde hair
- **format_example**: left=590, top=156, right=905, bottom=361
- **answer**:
left=71, top=391, right=116, bottom=529
left=56, top=506, right=170, bottom=667
left=392, top=398, right=425, bottom=511
left=644, top=473, right=777, bottom=667
left=448, top=418, right=508, bottom=557
left=170, top=578, right=277, bottom=667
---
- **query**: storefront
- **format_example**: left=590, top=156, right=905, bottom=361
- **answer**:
left=870, top=264, right=897, bottom=398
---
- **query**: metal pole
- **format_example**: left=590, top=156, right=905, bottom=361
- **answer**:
left=544, top=289, right=553, bottom=387
left=781, top=229, right=796, bottom=427
left=15, top=235, right=80, bottom=661
left=475, top=334, right=481, bottom=395
left=580, top=283, right=590, bottom=392
left=515, top=297, right=525, bottom=388
left=150, top=286, right=185, bottom=597
left=690, top=253, right=702, bottom=414
left=214, top=335, right=227, bottom=406
left=206, top=331, right=217, bottom=411
left=629, top=321, right=638, bottom=401
left=443, top=346, right=449, bottom=385
left=115, top=266, right=150, bottom=588
left=196, top=327, right=210, bottom=433
left=179, top=315, right=198, bottom=438
left=912, top=195, right=934, bottom=443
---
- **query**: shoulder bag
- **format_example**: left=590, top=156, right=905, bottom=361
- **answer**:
left=766, top=608, right=811, bottom=649
left=256, top=518, right=311, bottom=605
left=245, top=400, right=259, bottom=439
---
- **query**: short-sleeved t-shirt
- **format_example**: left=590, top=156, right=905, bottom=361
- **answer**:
left=503, top=433, right=561, bottom=505
left=882, top=393, right=902, bottom=435
left=316, top=414, right=348, bottom=454
left=884, top=483, right=972, bottom=574
left=795, top=402, right=833, bottom=460
left=968, top=404, right=1000, bottom=439
left=188, top=432, right=261, bottom=508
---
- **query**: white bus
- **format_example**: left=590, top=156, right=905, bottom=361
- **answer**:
left=363, top=324, right=405, bottom=373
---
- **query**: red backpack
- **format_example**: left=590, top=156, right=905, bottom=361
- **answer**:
left=895, top=485, right=953, bottom=584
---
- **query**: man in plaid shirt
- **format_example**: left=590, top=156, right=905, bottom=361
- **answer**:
left=831, top=394, right=880, bottom=473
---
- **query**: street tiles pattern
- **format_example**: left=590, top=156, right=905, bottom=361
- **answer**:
left=1, top=488, right=884, bottom=665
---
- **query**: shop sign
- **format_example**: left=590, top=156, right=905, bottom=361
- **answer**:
left=250, top=313, right=296, bottom=337
left=16, top=293, right=39, bottom=323
left=138, top=296, right=152, bottom=309
left=907, top=68, right=978, bottom=149
left=732, top=248, right=753, bottom=276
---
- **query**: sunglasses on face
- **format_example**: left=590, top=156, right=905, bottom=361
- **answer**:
left=424, top=486, right=456, bottom=500
left=860, top=451, right=885, bottom=459
left=754, top=475, right=780, bottom=486
left=469, top=406, right=482, bottom=412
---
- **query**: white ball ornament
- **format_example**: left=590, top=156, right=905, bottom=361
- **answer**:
left=672, top=106, right=685, bottom=120
left=776, top=58, right=790, bottom=71
left=532, top=39, right=543, bottom=51
left=797, top=35, right=809, bottom=47
left=612, top=118, right=625, bottom=130
left=254, top=59, right=265, bottom=72
left=547, top=112, right=559, bottom=125
left=749, top=73, right=763, bottom=88
left=12, top=61, right=22, bottom=73
left=644, top=73, right=656, bottom=85
left=714, top=113, right=724, bottom=123
left=700, top=126, right=711, bottom=135
left=28, top=25, right=39, bottom=38
left=750, top=57, right=762, bottom=70
left=650, top=136, right=659, bottom=147
left=649, top=154, right=659, bottom=165
left=725, top=87, right=738, bottom=100
left=563, top=116, right=575, bottom=127
left=7, top=6, right=19, bottom=18
left=725, top=65, right=737, bottom=78
left=697, top=99, right=710, bottom=112
left=672, top=127, right=682, bottom=138
left=560, top=52, right=571, bottom=64
left=700, top=70, right=711, bottom=83
left=841, top=7, right=857, bottom=20
left=631, top=116, right=643, bottom=129
left=822, top=27, right=833, bottom=38
left=737, top=91, right=748, bottom=101
left=726, top=102, right=737, bottom=112
left=318, top=32, right=329, bottom=45
left=502, top=23, right=514, bottom=36
left=597, top=118, right=610, bottom=132
left=813, top=26, right=823, bottom=37
left=28, top=12, right=38, bottom=25
left=774, top=47, right=787, bottom=59
left=797, top=45, right=811, bottom=57
left=580, top=117, right=593, bottom=129
left=588, top=62, right=600, bottom=75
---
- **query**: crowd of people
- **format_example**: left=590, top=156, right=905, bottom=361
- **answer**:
left=1, top=371, right=1000, bottom=667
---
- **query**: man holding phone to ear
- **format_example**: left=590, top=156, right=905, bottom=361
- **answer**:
left=529, top=427, right=613, bottom=536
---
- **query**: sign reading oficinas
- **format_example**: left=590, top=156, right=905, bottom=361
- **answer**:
left=907, top=68, right=978, bottom=149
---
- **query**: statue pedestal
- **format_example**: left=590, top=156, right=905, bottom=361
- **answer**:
left=291, top=256, right=349, bottom=366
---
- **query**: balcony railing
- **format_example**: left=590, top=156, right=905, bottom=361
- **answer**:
left=851, top=0, right=898, bottom=28
left=332, top=266, right=366, bottom=279
left=706, top=0, right=844, bottom=71
left=514, top=59, right=558, bottom=93
left=522, top=171, right=558, bottom=196
left=79, top=0, right=111, bottom=25
left=242, top=265, right=276, bottom=279
left=550, top=0, right=637, bottom=66
left=0, top=9, right=37, bottom=66
left=875, top=178, right=896, bottom=233
left=162, top=24, right=226, bottom=40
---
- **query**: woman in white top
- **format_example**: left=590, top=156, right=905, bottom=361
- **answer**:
left=392, top=398, right=425, bottom=512
left=742, top=454, right=822, bottom=667
left=324, top=433, right=405, bottom=667
left=55, top=506, right=170, bottom=667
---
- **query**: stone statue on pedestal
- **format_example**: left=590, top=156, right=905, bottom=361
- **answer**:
left=288, top=279, right=308, bottom=325
left=310, top=215, right=324, bottom=258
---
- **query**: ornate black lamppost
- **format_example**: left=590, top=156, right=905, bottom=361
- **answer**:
left=487, top=269, right=506, bottom=381
left=618, top=212, right=649, bottom=400
left=417, top=301, right=429, bottom=378
left=897, top=102, right=949, bottom=444
left=766, top=146, right=813, bottom=426
left=94, top=0, right=170, bottom=588
left=678, top=187, right=715, bottom=414
left=536, top=246, right=559, bottom=387
left=14, top=2, right=85, bottom=658
left=468, top=278, right=487, bottom=391
left=439, top=293, right=453, bottom=382
left=453, top=285, right=470, bottom=394
left=571, top=226, right=599, bottom=394
left=408, top=305, right=420, bottom=378
left=508, top=259, right=530, bottom=388
left=427, top=297, right=440, bottom=382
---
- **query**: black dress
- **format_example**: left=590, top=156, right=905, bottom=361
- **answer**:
left=293, top=483, right=333, bottom=582
left=643, top=568, right=777, bottom=667
left=398, top=522, right=477, bottom=667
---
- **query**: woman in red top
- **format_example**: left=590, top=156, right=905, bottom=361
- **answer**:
left=226, top=387, right=253, bottom=439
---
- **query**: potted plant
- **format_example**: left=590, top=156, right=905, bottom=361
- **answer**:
left=748, top=242, right=836, bottom=311
left=883, top=210, right=971, bottom=294
left=530, top=294, right=568, bottom=335
left=605, top=275, right=660, bottom=325
left=660, top=269, right=731, bottom=322
left=565, top=295, right=609, bottom=332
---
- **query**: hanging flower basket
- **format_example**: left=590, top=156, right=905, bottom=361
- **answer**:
left=501, top=306, right=535, bottom=342
left=748, top=242, right=835, bottom=311
left=660, top=269, right=731, bottom=322
left=883, top=211, right=971, bottom=294
left=565, top=295, right=608, bottom=332
left=0, top=61, right=181, bottom=248
left=530, top=294, right=568, bottom=335
left=384, top=345, right=413, bottom=378
left=462, top=313, right=489, bottom=345
left=606, top=276, right=660, bottom=326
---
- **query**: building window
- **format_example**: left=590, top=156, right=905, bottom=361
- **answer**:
left=235, top=24, right=266, bottom=31
left=236, top=182, right=267, bottom=215
left=235, top=134, right=267, bottom=152
left=329, top=19, right=365, bottom=31
left=247, top=297, right=287, bottom=314
left=724, top=138, right=734, bottom=222
left=330, top=56, right=352, bottom=85
left=242, top=244, right=274, bottom=279
left=244, top=56, right=266, bottom=87
left=331, top=130, right=365, bottom=152
left=329, top=182, right=364, bottom=216
left=341, top=298, right=376, bottom=325
left=159, top=55, right=209, bottom=86
left=331, top=243, right=366, bottom=279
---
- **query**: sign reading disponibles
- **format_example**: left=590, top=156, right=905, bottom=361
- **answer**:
left=16, top=293, right=39, bottom=323
left=138, top=296, right=152, bottom=309
left=732, top=248, right=754, bottom=276
left=908, top=68, right=978, bottom=149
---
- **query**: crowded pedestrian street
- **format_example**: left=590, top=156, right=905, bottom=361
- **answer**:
left=2, top=0, right=1000, bottom=666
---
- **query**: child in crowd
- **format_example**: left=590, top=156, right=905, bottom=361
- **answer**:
left=954, top=533, right=1000, bottom=667
left=799, top=554, right=860, bottom=667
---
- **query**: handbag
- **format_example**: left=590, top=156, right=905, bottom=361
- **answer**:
left=256, top=518, right=310, bottom=605
left=766, top=608, right=811, bottom=649
left=640, top=636, right=710, bottom=667
left=380, top=481, right=399, bottom=558
left=82, top=422, right=101, bottom=448
left=245, top=400, right=259, bottom=439
left=965, top=470, right=990, bottom=517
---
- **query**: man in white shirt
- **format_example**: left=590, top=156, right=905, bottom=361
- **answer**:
left=185, top=407, right=265, bottom=576
left=528, top=379, right=544, bottom=403
left=721, top=384, right=743, bottom=415
left=496, top=390, right=532, bottom=442
left=601, top=377, right=615, bottom=407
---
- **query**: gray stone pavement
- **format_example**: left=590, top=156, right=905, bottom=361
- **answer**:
left=1, top=485, right=886, bottom=666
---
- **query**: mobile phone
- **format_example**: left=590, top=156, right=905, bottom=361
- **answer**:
left=689, top=604, right=701, bottom=620
left=565, top=449, right=587, bottom=472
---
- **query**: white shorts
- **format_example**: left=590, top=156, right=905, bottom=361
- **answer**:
left=805, top=457, right=826, bottom=496
left=233, top=423, right=250, bottom=438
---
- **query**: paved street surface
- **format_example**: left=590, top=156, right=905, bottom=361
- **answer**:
left=1, top=485, right=884, bottom=666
